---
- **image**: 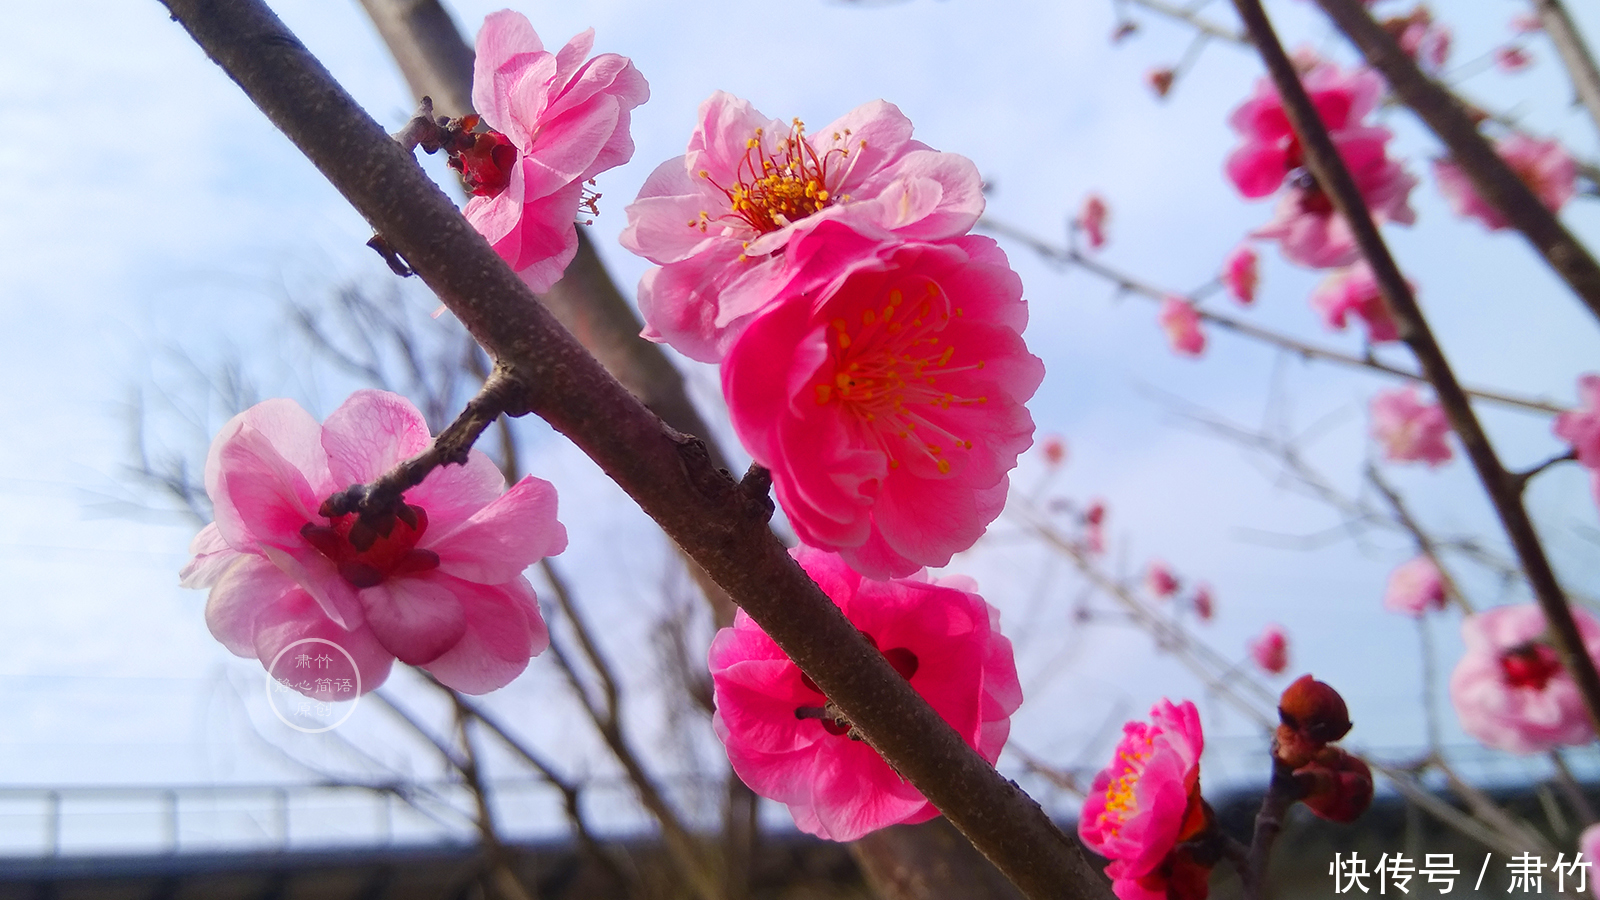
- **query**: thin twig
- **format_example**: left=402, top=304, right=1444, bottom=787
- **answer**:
left=1124, top=0, right=1247, bottom=44
left=1237, top=0, right=1600, bottom=741
left=1365, top=464, right=1475, bottom=614
left=1534, top=0, right=1600, bottom=144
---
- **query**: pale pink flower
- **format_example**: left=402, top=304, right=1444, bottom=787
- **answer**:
left=1250, top=624, right=1290, bottom=675
left=1434, top=133, right=1576, bottom=231
left=1392, top=10, right=1451, bottom=73
left=1223, top=244, right=1259, bottom=305
left=622, top=92, right=984, bottom=362
left=1310, top=262, right=1402, bottom=343
left=1450, top=603, right=1600, bottom=753
left=709, top=546, right=1021, bottom=842
left=1158, top=297, right=1206, bottom=357
left=462, top=11, right=648, bottom=293
left=1081, top=193, right=1111, bottom=250
left=1554, top=376, right=1600, bottom=508
left=1496, top=46, right=1533, bottom=73
left=1370, top=387, right=1453, bottom=466
left=721, top=222, right=1042, bottom=579
left=1146, top=561, right=1180, bottom=598
left=1511, top=13, right=1542, bottom=35
left=1383, top=556, right=1447, bottom=617
left=181, top=391, right=567, bottom=694
left=1080, top=700, right=1209, bottom=899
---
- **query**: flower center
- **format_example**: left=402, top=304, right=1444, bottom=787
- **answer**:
left=691, top=118, right=863, bottom=236
left=795, top=635, right=919, bottom=739
left=447, top=118, right=518, bottom=198
left=1499, top=642, right=1564, bottom=691
left=812, top=281, right=987, bottom=475
left=1099, top=732, right=1156, bottom=838
left=301, top=503, right=440, bottom=589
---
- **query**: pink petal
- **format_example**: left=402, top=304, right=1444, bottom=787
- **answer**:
left=320, top=390, right=432, bottom=488
left=422, top=576, right=548, bottom=694
left=427, top=475, right=567, bottom=583
left=358, top=576, right=467, bottom=665
left=206, top=554, right=296, bottom=657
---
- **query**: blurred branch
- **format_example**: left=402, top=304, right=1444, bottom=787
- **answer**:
left=981, top=217, right=1568, bottom=417
left=1235, top=0, right=1600, bottom=738
left=1123, top=0, right=1246, bottom=45
left=1533, top=0, right=1600, bottom=143
left=1364, top=464, right=1475, bottom=614
left=1312, top=0, right=1600, bottom=328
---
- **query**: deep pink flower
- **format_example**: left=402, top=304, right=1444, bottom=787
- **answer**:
left=462, top=11, right=648, bottom=293
left=1081, top=193, right=1111, bottom=250
left=1250, top=624, right=1290, bottom=675
left=622, top=92, right=984, bottom=362
left=1226, top=59, right=1384, bottom=198
left=1158, top=297, right=1206, bottom=357
left=181, top=391, right=567, bottom=694
left=1223, top=244, right=1259, bottom=305
left=1252, top=153, right=1416, bottom=268
left=709, top=546, right=1021, bottom=842
left=1450, top=604, right=1600, bottom=753
left=1496, top=46, right=1533, bottom=72
left=1370, top=387, right=1453, bottom=466
left=1310, top=263, right=1402, bottom=343
left=1383, top=556, right=1447, bottom=617
left=1555, top=375, right=1600, bottom=505
left=1080, top=700, right=1207, bottom=893
left=721, top=222, right=1042, bottom=579
left=1434, top=133, right=1576, bottom=231
left=1146, top=561, right=1180, bottom=598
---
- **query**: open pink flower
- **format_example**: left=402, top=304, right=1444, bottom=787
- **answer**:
left=1146, top=561, right=1180, bottom=598
left=1435, top=133, right=1576, bottom=231
left=1226, top=58, right=1386, bottom=199
left=1081, top=193, right=1110, bottom=250
left=722, top=222, right=1042, bottom=579
left=1383, top=556, right=1447, bottom=617
left=709, top=546, right=1021, bottom=842
left=181, top=391, right=567, bottom=694
left=1223, top=245, right=1259, bottom=305
left=1250, top=624, right=1290, bottom=675
left=1450, top=603, right=1600, bottom=753
left=1370, top=387, right=1453, bottom=466
left=1555, top=375, right=1600, bottom=505
left=622, top=92, right=984, bottom=362
left=1159, top=298, right=1206, bottom=357
left=1310, top=262, right=1402, bottom=343
left=1080, top=699, right=1208, bottom=897
left=1252, top=153, right=1416, bottom=268
left=463, top=11, right=648, bottom=293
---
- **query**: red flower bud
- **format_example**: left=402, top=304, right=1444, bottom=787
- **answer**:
left=1275, top=675, right=1352, bottom=767
left=1147, top=68, right=1176, bottom=99
left=1296, top=747, right=1373, bottom=823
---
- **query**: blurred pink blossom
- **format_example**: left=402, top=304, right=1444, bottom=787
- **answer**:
left=1043, top=435, right=1068, bottom=467
left=1370, top=387, right=1453, bottom=466
left=1510, top=13, right=1542, bottom=35
left=1250, top=624, right=1290, bottom=675
left=1310, top=262, right=1402, bottom=343
left=1390, top=9, right=1451, bottom=73
left=1554, top=374, right=1600, bottom=505
left=1226, top=58, right=1385, bottom=199
left=1223, top=244, right=1259, bottom=305
left=1582, top=824, right=1600, bottom=869
left=709, top=546, right=1020, bottom=841
left=1495, top=46, right=1533, bottom=72
left=1080, top=700, right=1209, bottom=900
left=1085, top=500, right=1108, bottom=554
left=622, top=92, right=984, bottom=362
left=1383, top=557, right=1447, bottom=617
left=1081, top=193, right=1110, bottom=250
left=1159, top=297, right=1206, bottom=357
left=722, top=222, right=1042, bottom=579
left=1450, top=604, right=1600, bottom=753
left=1193, top=584, right=1215, bottom=622
left=464, top=11, right=648, bottom=292
left=181, top=391, right=568, bottom=694
left=1434, top=133, right=1576, bottom=231
left=1146, top=561, right=1180, bottom=598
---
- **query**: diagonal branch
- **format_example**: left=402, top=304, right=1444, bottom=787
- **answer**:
left=1312, top=0, right=1600, bottom=329
left=1534, top=0, right=1600, bottom=144
left=155, top=3, right=1104, bottom=896
left=1232, top=0, right=1600, bottom=737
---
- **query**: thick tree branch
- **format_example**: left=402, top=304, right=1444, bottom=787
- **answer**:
left=1312, top=0, right=1600, bottom=328
left=1232, top=0, right=1600, bottom=738
left=155, top=3, right=1104, bottom=895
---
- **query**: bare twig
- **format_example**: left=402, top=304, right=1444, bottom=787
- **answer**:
left=1312, top=0, right=1600, bottom=328
left=1237, top=0, right=1600, bottom=740
left=1365, top=464, right=1475, bottom=613
left=1511, top=448, right=1578, bottom=494
left=1124, top=0, right=1247, bottom=44
left=1534, top=0, right=1600, bottom=143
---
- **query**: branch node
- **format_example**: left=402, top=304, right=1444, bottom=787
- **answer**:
left=367, top=234, right=414, bottom=277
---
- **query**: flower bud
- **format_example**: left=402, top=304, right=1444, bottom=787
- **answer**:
left=1275, top=675, right=1352, bottom=767
left=1296, top=747, right=1373, bottom=823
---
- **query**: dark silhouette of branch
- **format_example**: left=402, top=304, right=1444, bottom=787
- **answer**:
left=1312, top=0, right=1600, bottom=328
left=1234, top=0, right=1600, bottom=740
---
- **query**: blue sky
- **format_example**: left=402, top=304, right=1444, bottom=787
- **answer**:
left=3, top=0, right=1599, bottom=852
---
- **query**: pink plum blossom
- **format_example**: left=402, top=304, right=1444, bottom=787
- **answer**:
left=1582, top=824, right=1600, bottom=869
left=1159, top=297, right=1206, bottom=357
left=1146, top=561, right=1180, bottom=598
left=721, top=222, right=1042, bottom=579
left=1495, top=46, right=1533, bottom=73
left=1450, top=603, right=1600, bottom=753
left=1310, top=262, right=1402, bottom=343
left=709, top=546, right=1021, bottom=842
left=1080, top=700, right=1209, bottom=900
left=1370, top=387, right=1453, bottom=466
left=1081, top=193, right=1110, bottom=250
left=1511, top=13, right=1542, bottom=35
left=622, top=92, right=985, bottom=362
left=1383, top=556, right=1447, bottom=617
left=1554, top=375, right=1600, bottom=505
left=1390, top=9, right=1451, bottom=73
left=1434, top=133, right=1576, bottom=231
left=181, top=391, right=567, bottom=695
left=460, top=11, right=648, bottom=293
left=1193, top=584, right=1215, bottom=622
left=1223, top=245, right=1259, bottom=305
left=1250, top=624, right=1290, bottom=675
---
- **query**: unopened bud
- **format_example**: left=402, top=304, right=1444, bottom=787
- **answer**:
left=1147, top=68, right=1176, bottom=99
left=1297, top=747, right=1373, bottom=823
left=1275, top=674, right=1352, bottom=767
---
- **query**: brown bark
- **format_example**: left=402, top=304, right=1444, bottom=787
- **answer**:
left=851, top=818, right=1030, bottom=900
